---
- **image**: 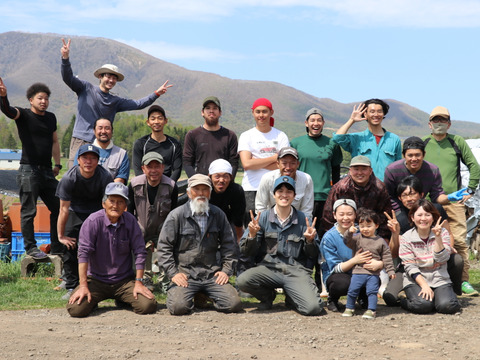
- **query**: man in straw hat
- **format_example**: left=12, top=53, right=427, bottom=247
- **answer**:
left=61, top=38, right=173, bottom=168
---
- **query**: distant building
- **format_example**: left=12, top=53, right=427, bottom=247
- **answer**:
left=0, top=149, right=21, bottom=169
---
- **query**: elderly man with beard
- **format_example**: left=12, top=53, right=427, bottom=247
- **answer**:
left=157, top=174, right=242, bottom=315
left=74, top=118, right=130, bottom=183
left=183, top=97, right=239, bottom=177
left=208, top=159, right=245, bottom=241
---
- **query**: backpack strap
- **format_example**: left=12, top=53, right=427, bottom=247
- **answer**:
left=424, top=136, right=464, bottom=190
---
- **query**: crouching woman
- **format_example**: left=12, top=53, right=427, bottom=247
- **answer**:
left=399, top=199, right=461, bottom=314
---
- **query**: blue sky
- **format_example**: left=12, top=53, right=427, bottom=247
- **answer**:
left=1, top=0, right=480, bottom=122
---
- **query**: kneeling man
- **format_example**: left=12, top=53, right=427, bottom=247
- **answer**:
left=67, top=182, right=157, bottom=317
left=157, top=174, right=242, bottom=315
left=237, top=176, right=324, bottom=316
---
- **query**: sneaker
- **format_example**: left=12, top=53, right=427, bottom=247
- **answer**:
left=342, top=308, right=354, bottom=317
left=362, top=310, right=376, bottom=319
left=461, top=281, right=479, bottom=296
left=27, top=247, right=48, bottom=260
left=61, top=289, right=73, bottom=300
left=327, top=299, right=340, bottom=312
left=54, top=280, right=67, bottom=291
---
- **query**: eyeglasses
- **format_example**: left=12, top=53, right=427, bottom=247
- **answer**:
left=430, top=118, right=449, bottom=124
left=400, top=191, right=419, bottom=199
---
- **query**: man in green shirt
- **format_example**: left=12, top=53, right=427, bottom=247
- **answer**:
left=291, top=108, right=343, bottom=236
left=422, top=106, right=480, bottom=296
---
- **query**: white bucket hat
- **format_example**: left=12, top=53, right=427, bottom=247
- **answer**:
left=93, top=64, right=124, bottom=81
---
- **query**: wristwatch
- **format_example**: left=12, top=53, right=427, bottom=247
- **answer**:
left=467, top=188, right=475, bottom=195
left=54, top=164, right=63, bottom=170
left=135, top=278, right=144, bottom=283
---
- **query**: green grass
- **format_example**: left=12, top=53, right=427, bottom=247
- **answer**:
left=3, top=256, right=476, bottom=311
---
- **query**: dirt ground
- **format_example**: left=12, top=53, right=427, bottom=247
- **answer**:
left=2, top=293, right=480, bottom=360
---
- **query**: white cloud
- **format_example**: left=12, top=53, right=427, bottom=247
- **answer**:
left=2, top=0, right=480, bottom=28
left=119, top=39, right=313, bottom=62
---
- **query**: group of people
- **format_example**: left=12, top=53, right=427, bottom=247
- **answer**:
left=0, top=38, right=478, bottom=319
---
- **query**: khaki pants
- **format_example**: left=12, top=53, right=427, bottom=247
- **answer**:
left=444, top=202, right=470, bottom=282
left=67, top=276, right=157, bottom=317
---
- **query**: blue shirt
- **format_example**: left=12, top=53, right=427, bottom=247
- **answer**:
left=320, top=225, right=353, bottom=284
left=78, top=210, right=147, bottom=284
left=333, top=128, right=401, bottom=181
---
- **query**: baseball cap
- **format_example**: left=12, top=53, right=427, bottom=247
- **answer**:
left=203, top=96, right=221, bottom=109
left=148, top=105, right=166, bottom=119
left=142, top=152, right=164, bottom=165
left=350, top=155, right=371, bottom=167
left=305, top=108, right=323, bottom=121
left=278, top=147, right=299, bottom=160
left=105, top=182, right=129, bottom=201
left=333, top=199, right=357, bottom=212
left=273, top=175, right=296, bottom=193
left=429, top=106, right=450, bottom=121
left=77, top=144, right=100, bottom=158
left=188, top=174, right=212, bottom=189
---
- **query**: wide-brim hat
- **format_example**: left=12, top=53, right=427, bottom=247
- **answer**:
left=93, top=64, right=124, bottom=81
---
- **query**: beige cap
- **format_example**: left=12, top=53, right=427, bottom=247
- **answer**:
left=429, top=106, right=450, bottom=121
left=188, top=174, right=212, bottom=189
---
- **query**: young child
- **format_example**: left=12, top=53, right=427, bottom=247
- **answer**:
left=342, top=207, right=395, bottom=319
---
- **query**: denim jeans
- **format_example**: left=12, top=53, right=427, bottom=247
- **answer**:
left=346, top=273, right=380, bottom=311
left=17, top=165, right=61, bottom=254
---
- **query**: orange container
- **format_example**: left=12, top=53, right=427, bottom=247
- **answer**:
left=8, top=202, right=52, bottom=232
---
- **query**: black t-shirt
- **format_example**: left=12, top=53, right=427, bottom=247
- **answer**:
left=15, top=108, right=57, bottom=166
left=210, top=182, right=246, bottom=227
left=56, top=166, right=113, bottom=214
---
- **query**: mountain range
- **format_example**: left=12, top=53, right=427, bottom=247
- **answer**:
left=1, top=31, right=479, bottom=140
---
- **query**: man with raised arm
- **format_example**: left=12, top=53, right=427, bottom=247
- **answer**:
left=0, top=78, right=62, bottom=259
left=60, top=38, right=172, bottom=168
left=333, top=99, right=401, bottom=181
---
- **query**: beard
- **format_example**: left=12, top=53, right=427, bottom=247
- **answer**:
left=191, top=196, right=209, bottom=214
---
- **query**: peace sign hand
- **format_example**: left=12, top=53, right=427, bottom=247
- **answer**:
left=384, top=210, right=400, bottom=235
left=61, top=38, right=71, bottom=59
left=303, top=217, right=317, bottom=243
left=0, top=77, right=7, bottom=97
left=350, top=103, right=367, bottom=122
left=155, top=80, right=173, bottom=96
left=248, top=210, right=261, bottom=238
left=432, top=217, right=446, bottom=237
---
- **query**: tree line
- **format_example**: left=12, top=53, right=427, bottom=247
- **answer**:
left=0, top=114, right=193, bottom=163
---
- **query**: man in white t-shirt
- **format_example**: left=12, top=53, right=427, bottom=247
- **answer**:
left=238, top=98, right=289, bottom=227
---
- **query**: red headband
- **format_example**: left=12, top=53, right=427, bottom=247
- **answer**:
left=252, top=98, right=274, bottom=127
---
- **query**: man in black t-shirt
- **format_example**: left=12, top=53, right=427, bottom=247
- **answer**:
left=56, top=145, right=113, bottom=299
left=132, top=105, right=182, bottom=181
left=208, top=159, right=245, bottom=241
left=0, top=78, right=62, bottom=259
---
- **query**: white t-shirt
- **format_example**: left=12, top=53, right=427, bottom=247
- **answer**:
left=238, top=127, right=289, bottom=191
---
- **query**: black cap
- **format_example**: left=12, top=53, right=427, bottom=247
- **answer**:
left=403, top=136, right=425, bottom=153
left=148, top=105, right=166, bottom=119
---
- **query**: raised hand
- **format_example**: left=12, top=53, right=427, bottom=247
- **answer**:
left=350, top=103, right=367, bottom=122
left=384, top=210, right=400, bottom=235
left=303, top=217, right=317, bottom=242
left=0, top=77, right=7, bottom=97
left=248, top=210, right=261, bottom=238
left=432, top=217, right=446, bottom=237
left=348, top=225, right=357, bottom=234
left=155, top=80, right=173, bottom=96
left=61, top=38, right=71, bottom=59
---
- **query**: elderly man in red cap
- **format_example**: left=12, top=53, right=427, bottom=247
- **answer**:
left=60, top=38, right=173, bottom=168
